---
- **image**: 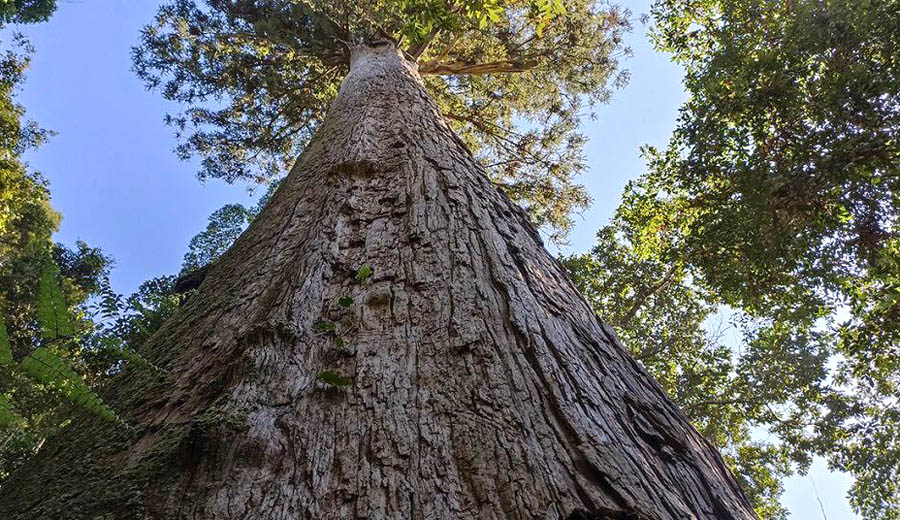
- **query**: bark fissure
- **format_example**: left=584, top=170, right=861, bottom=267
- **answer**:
left=0, top=43, right=756, bottom=520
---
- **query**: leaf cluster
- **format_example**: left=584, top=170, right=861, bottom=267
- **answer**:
left=0, top=0, right=56, bottom=25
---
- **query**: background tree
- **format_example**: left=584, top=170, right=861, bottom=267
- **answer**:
left=180, top=180, right=279, bottom=272
left=563, top=224, right=795, bottom=520
left=0, top=11, right=117, bottom=483
left=573, top=0, right=900, bottom=518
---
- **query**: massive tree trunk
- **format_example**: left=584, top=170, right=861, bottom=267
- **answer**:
left=0, top=43, right=755, bottom=519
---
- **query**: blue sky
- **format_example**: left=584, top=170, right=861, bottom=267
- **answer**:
left=9, top=0, right=859, bottom=517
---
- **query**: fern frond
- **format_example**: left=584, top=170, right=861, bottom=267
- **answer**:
left=36, top=262, right=73, bottom=341
left=101, top=336, right=167, bottom=377
left=20, top=347, right=125, bottom=426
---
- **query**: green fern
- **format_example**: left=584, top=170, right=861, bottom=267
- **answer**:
left=36, top=261, right=73, bottom=341
left=0, top=394, right=25, bottom=429
left=4, top=261, right=157, bottom=433
left=0, top=320, right=10, bottom=365
left=19, top=347, right=123, bottom=425
left=103, top=336, right=166, bottom=377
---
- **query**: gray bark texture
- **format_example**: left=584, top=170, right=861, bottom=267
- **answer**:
left=0, top=44, right=756, bottom=519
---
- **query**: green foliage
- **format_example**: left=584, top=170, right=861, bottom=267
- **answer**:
left=35, top=261, right=73, bottom=341
left=313, top=320, right=337, bottom=332
left=83, top=275, right=184, bottom=373
left=0, top=260, right=132, bottom=483
left=355, top=266, right=373, bottom=283
left=1, top=34, right=61, bottom=362
left=316, top=370, right=353, bottom=387
left=0, top=320, right=10, bottom=365
left=132, top=0, right=631, bottom=240
left=573, top=0, right=900, bottom=517
left=18, top=348, right=121, bottom=425
left=338, top=296, right=354, bottom=308
left=181, top=204, right=254, bottom=272
left=1, top=267, right=185, bottom=482
left=1, top=253, right=150, bottom=431
left=0, top=395, right=24, bottom=429
left=0, top=0, right=57, bottom=25
left=180, top=180, right=281, bottom=273
left=0, top=29, right=139, bottom=484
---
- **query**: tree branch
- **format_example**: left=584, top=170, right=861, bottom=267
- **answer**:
left=443, top=111, right=557, bottom=170
left=419, top=59, right=538, bottom=75
left=621, top=264, right=679, bottom=324
left=406, top=28, right=441, bottom=60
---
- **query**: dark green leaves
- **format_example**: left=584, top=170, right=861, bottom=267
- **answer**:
left=316, top=370, right=353, bottom=387
left=181, top=204, right=253, bottom=272
left=180, top=180, right=282, bottom=273
left=620, top=1, right=900, bottom=517
left=338, top=296, right=354, bottom=308
left=0, top=320, right=10, bottom=365
left=0, top=0, right=57, bottom=25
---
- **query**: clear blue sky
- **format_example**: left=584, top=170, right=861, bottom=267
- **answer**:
left=9, top=0, right=859, bottom=517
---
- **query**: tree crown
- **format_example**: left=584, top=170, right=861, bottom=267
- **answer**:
left=132, top=0, right=631, bottom=240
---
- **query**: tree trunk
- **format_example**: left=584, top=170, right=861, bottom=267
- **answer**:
left=0, top=43, right=755, bottom=520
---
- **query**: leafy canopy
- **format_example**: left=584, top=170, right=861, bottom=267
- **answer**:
left=132, top=0, right=631, bottom=240
left=0, top=0, right=56, bottom=25
left=602, top=0, right=900, bottom=517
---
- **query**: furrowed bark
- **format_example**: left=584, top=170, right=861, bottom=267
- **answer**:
left=0, top=43, right=756, bottom=519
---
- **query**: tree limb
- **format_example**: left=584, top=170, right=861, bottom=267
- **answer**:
left=406, top=28, right=441, bottom=60
left=419, top=59, right=538, bottom=75
left=621, top=264, right=679, bottom=324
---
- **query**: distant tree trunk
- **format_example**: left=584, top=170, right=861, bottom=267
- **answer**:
left=0, top=43, right=756, bottom=520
